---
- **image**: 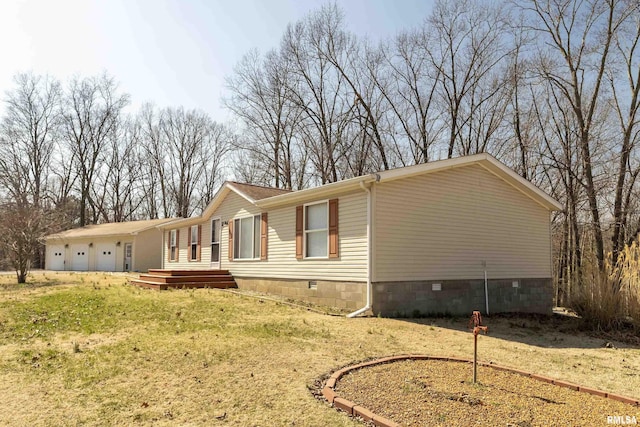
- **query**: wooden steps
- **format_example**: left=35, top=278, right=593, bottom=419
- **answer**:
left=130, top=269, right=237, bottom=290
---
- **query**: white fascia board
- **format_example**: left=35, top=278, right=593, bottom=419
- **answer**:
left=155, top=217, right=199, bottom=230
left=201, top=186, right=232, bottom=219
left=135, top=219, right=176, bottom=234
left=157, top=184, right=238, bottom=231
left=226, top=182, right=257, bottom=205
left=255, top=175, right=376, bottom=208
left=376, top=153, right=561, bottom=212
left=477, top=157, right=562, bottom=211
left=375, top=153, right=490, bottom=183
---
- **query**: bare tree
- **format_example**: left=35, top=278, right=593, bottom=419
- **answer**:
left=61, top=73, right=130, bottom=226
left=0, top=73, right=60, bottom=206
left=140, top=105, right=230, bottom=218
left=519, top=0, right=637, bottom=269
left=0, top=72, right=61, bottom=274
left=306, top=3, right=391, bottom=171
left=370, top=29, right=444, bottom=165
left=607, top=4, right=640, bottom=260
left=427, top=0, right=513, bottom=159
left=224, top=49, right=304, bottom=189
left=0, top=200, right=46, bottom=282
left=139, top=103, right=168, bottom=218
left=281, top=18, right=353, bottom=184
left=195, top=121, right=232, bottom=212
left=95, top=115, right=145, bottom=222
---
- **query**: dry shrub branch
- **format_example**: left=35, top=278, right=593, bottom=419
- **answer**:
left=571, top=239, right=640, bottom=331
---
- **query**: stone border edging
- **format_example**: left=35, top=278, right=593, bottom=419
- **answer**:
left=322, top=355, right=640, bottom=427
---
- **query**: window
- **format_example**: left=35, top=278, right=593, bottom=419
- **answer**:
left=296, top=199, right=338, bottom=260
left=305, top=202, right=328, bottom=258
left=233, top=215, right=261, bottom=259
left=169, top=230, right=177, bottom=261
left=190, top=225, right=199, bottom=261
left=211, top=218, right=220, bottom=263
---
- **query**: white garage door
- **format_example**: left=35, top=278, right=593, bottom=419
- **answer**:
left=70, top=244, right=89, bottom=271
left=96, top=243, right=116, bottom=271
left=48, top=245, right=65, bottom=270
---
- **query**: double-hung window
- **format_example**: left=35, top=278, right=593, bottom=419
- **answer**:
left=190, top=225, right=199, bottom=261
left=305, top=202, right=328, bottom=258
left=233, top=215, right=261, bottom=259
left=169, top=230, right=177, bottom=261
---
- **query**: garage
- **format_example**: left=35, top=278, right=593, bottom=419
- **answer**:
left=44, top=218, right=174, bottom=272
left=70, top=244, right=89, bottom=271
left=96, top=243, right=116, bottom=271
left=47, top=245, right=65, bottom=270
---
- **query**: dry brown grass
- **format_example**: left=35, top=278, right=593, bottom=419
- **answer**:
left=0, top=272, right=638, bottom=426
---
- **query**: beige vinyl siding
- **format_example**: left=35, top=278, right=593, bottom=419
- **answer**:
left=374, top=164, right=552, bottom=282
left=132, top=228, right=163, bottom=272
left=221, top=191, right=367, bottom=281
left=162, top=191, right=368, bottom=281
left=164, top=224, right=211, bottom=270
left=162, top=193, right=261, bottom=270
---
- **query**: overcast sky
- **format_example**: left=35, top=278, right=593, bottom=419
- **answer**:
left=1, top=0, right=433, bottom=122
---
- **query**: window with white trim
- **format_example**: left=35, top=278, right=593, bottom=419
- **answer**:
left=305, top=201, right=328, bottom=258
left=169, top=230, right=177, bottom=261
left=190, top=225, right=198, bottom=261
left=211, top=218, right=220, bottom=263
left=233, top=215, right=261, bottom=259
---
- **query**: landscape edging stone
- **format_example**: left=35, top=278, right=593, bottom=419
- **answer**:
left=322, top=355, right=640, bottom=426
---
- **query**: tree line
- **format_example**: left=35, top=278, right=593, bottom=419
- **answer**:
left=1, top=0, right=639, bottom=309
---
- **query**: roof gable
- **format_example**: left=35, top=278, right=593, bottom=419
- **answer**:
left=160, top=181, right=291, bottom=229
left=227, top=182, right=291, bottom=201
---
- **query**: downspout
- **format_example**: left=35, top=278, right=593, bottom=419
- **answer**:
left=482, top=260, right=489, bottom=315
left=347, top=179, right=375, bottom=318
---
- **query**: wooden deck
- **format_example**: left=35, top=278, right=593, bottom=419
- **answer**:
left=129, top=269, right=237, bottom=290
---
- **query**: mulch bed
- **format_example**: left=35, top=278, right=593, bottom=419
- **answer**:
left=334, top=359, right=639, bottom=427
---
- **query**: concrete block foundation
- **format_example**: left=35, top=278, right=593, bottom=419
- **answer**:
left=234, top=277, right=553, bottom=317
left=372, top=278, right=553, bottom=317
left=234, top=277, right=367, bottom=311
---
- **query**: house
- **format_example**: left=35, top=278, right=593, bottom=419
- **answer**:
left=148, top=154, right=561, bottom=316
left=44, top=218, right=175, bottom=272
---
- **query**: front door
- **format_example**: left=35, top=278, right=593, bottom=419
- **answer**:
left=210, top=218, right=221, bottom=269
left=124, top=243, right=132, bottom=271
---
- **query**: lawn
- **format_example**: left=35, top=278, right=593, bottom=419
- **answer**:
left=0, top=272, right=638, bottom=426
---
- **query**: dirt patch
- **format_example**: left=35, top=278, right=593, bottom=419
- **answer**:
left=334, top=359, right=640, bottom=426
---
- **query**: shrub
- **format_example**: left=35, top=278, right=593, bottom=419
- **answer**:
left=570, top=241, right=640, bottom=331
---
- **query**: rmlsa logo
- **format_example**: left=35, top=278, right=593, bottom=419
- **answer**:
left=607, top=415, right=638, bottom=425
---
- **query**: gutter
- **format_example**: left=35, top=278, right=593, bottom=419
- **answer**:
left=347, top=174, right=379, bottom=318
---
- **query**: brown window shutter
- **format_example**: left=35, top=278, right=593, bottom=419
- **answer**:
left=329, top=198, right=339, bottom=258
left=176, top=229, right=180, bottom=262
left=261, top=213, right=268, bottom=260
left=167, top=231, right=171, bottom=262
left=197, top=224, right=202, bottom=262
left=295, top=205, right=303, bottom=259
left=228, top=220, right=234, bottom=261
